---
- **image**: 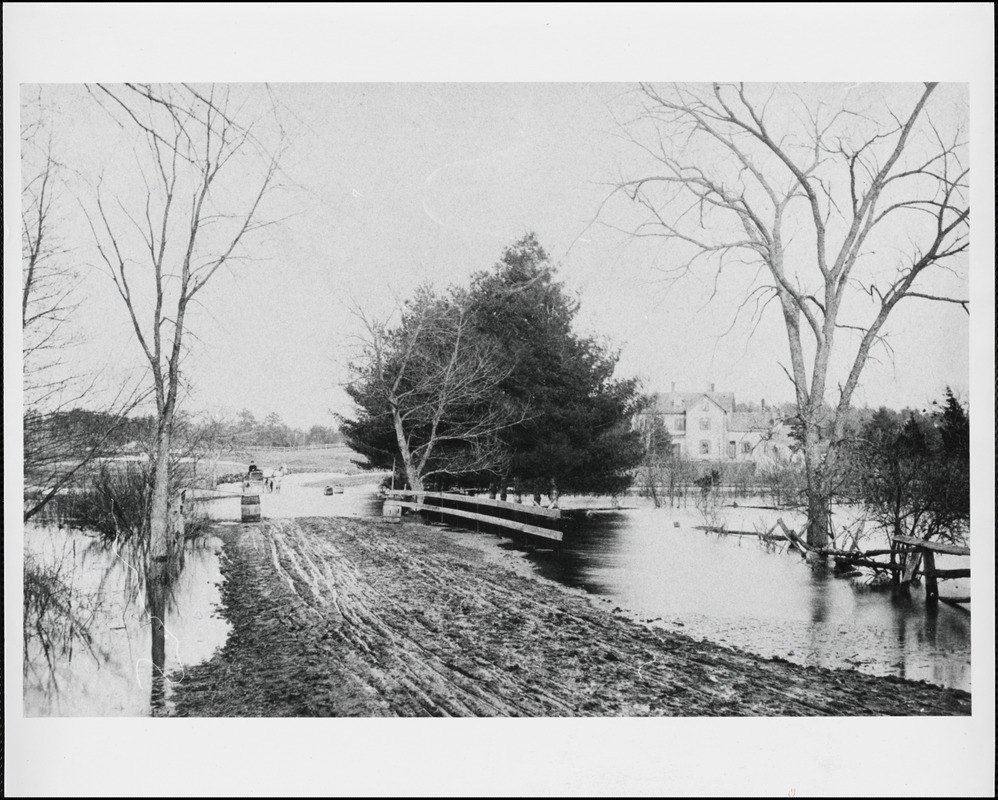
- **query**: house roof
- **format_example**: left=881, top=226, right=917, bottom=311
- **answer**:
left=728, top=411, right=778, bottom=432
left=650, top=392, right=736, bottom=414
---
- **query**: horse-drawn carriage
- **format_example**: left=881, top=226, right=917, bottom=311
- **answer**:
left=242, top=464, right=287, bottom=494
left=243, top=469, right=266, bottom=494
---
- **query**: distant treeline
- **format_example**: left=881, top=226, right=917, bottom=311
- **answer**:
left=228, top=410, right=343, bottom=448
left=26, top=408, right=158, bottom=451
left=30, top=408, right=343, bottom=451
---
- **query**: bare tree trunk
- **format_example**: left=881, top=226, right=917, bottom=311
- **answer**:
left=149, top=426, right=173, bottom=560
left=391, top=407, right=424, bottom=495
left=803, top=425, right=830, bottom=548
left=805, top=481, right=830, bottom=548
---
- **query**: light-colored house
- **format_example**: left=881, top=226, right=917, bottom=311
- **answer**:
left=636, top=387, right=796, bottom=467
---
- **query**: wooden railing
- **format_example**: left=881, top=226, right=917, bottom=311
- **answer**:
left=381, top=489, right=563, bottom=542
left=891, top=534, right=971, bottom=605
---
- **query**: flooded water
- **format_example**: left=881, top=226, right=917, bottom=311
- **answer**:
left=202, top=472, right=386, bottom=520
left=22, top=473, right=387, bottom=716
left=521, top=503, right=971, bottom=691
left=23, top=525, right=230, bottom=716
left=23, top=478, right=969, bottom=716
left=357, top=485, right=971, bottom=692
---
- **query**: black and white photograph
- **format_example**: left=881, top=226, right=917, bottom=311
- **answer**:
left=4, top=4, right=994, bottom=797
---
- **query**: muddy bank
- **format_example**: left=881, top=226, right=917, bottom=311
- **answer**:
left=170, top=516, right=970, bottom=716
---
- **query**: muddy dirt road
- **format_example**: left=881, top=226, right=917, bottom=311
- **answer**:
left=171, top=517, right=970, bottom=716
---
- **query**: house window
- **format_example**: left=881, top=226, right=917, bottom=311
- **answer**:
left=672, top=443, right=682, bottom=458
left=741, top=441, right=752, bottom=454
left=727, top=441, right=736, bottom=459
left=675, top=418, right=686, bottom=432
left=700, top=440, right=710, bottom=455
left=700, top=418, right=711, bottom=431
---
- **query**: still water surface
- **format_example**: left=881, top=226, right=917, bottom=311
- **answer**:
left=519, top=504, right=971, bottom=691
left=22, top=475, right=380, bottom=716
left=23, top=482, right=970, bottom=715
left=23, top=526, right=230, bottom=716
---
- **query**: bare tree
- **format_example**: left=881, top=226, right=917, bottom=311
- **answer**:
left=22, top=135, right=74, bottom=371
left=84, top=83, right=284, bottom=559
left=343, top=287, right=519, bottom=494
left=614, top=82, right=968, bottom=547
left=21, top=101, right=84, bottom=416
left=21, top=102, right=143, bottom=522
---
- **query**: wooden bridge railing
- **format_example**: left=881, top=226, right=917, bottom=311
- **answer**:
left=382, top=489, right=563, bottom=542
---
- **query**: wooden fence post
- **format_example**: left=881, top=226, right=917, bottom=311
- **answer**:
left=900, top=547, right=923, bottom=587
left=923, top=548, right=939, bottom=602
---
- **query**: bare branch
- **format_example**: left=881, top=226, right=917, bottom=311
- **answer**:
left=904, top=292, right=970, bottom=314
left=612, top=82, right=969, bottom=547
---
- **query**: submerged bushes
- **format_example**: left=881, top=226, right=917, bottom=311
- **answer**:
left=23, top=549, right=106, bottom=690
left=36, top=460, right=209, bottom=543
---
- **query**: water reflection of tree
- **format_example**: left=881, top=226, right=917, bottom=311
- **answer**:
left=808, top=566, right=830, bottom=626
left=25, top=528, right=204, bottom=715
left=23, top=540, right=109, bottom=710
left=88, top=534, right=193, bottom=715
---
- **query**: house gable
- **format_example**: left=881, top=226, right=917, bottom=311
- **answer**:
left=650, top=391, right=735, bottom=415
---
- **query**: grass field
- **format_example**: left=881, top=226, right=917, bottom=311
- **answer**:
left=227, top=445, right=367, bottom=475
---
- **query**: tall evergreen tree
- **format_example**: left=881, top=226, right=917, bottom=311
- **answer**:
left=340, top=234, right=646, bottom=499
left=466, top=234, right=645, bottom=498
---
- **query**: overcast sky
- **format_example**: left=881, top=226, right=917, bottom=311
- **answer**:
left=16, top=80, right=974, bottom=428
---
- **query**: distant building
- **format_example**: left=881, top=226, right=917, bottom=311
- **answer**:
left=635, top=386, right=797, bottom=466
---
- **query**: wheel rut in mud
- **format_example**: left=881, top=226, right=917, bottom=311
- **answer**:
left=170, top=517, right=971, bottom=717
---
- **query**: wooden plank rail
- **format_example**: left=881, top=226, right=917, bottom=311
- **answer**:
left=382, top=489, right=563, bottom=542
left=388, top=500, right=563, bottom=542
left=694, top=525, right=787, bottom=540
left=832, top=557, right=904, bottom=573
left=927, top=568, right=971, bottom=580
left=776, top=518, right=811, bottom=554
left=829, top=548, right=895, bottom=558
left=383, top=489, right=562, bottom=519
left=887, top=534, right=970, bottom=602
left=890, top=535, right=970, bottom=556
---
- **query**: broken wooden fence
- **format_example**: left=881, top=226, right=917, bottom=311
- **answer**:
left=890, top=534, right=971, bottom=605
left=694, top=521, right=971, bottom=607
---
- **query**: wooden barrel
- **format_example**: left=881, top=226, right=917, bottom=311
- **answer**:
left=241, top=494, right=261, bottom=523
left=382, top=500, right=403, bottom=524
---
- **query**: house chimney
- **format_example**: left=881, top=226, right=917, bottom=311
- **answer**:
left=671, top=382, right=676, bottom=393
left=761, top=399, right=767, bottom=410
left=709, top=383, right=715, bottom=393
